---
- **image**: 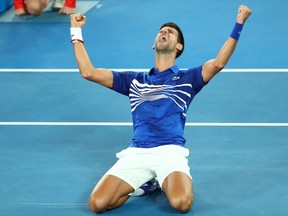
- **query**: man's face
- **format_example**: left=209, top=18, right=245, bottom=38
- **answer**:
left=153, top=26, right=181, bottom=56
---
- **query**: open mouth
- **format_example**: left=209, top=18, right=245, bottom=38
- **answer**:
left=159, top=35, right=167, bottom=42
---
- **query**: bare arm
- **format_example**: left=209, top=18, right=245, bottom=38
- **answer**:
left=202, top=5, right=252, bottom=83
left=70, top=14, right=113, bottom=88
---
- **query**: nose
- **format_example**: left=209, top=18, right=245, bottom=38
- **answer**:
left=160, top=28, right=168, bottom=35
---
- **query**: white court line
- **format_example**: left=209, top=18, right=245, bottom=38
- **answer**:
left=17, top=202, right=86, bottom=207
left=0, top=122, right=288, bottom=126
left=0, top=68, right=288, bottom=72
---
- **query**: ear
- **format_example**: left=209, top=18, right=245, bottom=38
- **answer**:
left=176, top=43, right=183, bottom=52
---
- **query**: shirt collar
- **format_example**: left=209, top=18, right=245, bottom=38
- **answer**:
left=149, top=65, right=180, bottom=75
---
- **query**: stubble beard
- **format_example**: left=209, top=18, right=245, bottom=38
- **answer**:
left=155, top=42, right=173, bottom=56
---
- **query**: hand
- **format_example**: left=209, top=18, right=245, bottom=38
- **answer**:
left=59, top=6, right=75, bottom=15
left=236, top=5, right=252, bottom=24
left=70, top=13, right=86, bottom=28
left=15, top=8, right=28, bottom=16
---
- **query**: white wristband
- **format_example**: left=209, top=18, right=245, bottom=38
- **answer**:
left=70, top=27, right=84, bottom=43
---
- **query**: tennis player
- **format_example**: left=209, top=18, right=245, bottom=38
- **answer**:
left=70, top=5, right=252, bottom=213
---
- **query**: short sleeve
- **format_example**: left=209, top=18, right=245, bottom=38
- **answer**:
left=187, top=65, right=206, bottom=93
left=112, top=71, right=139, bottom=96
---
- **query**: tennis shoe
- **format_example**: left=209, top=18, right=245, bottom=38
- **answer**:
left=130, top=179, right=160, bottom=196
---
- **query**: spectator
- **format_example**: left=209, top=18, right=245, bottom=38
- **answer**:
left=13, top=0, right=76, bottom=16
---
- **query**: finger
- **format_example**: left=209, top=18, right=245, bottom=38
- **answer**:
left=76, top=14, right=84, bottom=21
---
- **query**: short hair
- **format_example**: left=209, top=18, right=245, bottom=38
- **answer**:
left=160, top=22, right=185, bottom=58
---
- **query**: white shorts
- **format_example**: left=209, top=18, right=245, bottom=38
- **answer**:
left=105, top=144, right=192, bottom=190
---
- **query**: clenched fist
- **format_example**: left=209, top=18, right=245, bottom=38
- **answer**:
left=70, top=13, right=87, bottom=28
left=237, top=5, right=252, bottom=24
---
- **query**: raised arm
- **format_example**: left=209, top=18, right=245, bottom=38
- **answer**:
left=201, top=5, right=252, bottom=83
left=70, top=14, right=114, bottom=88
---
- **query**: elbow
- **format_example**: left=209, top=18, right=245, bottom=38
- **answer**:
left=81, top=73, right=92, bottom=80
left=80, top=69, right=94, bottom=80
left=213, top=61, right=225, bottom=72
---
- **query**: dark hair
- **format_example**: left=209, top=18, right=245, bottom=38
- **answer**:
left=160, top=22, right=184, bottom=58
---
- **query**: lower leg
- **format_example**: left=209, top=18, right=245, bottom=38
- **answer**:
left=107, top=195, right=130, bottom=210
left=89, top=194, right=129, bottom=213
left=88, top=175, right=134, bottom=213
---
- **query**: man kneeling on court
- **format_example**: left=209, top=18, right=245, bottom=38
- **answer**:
left=70, top=5, right=252, bottom=213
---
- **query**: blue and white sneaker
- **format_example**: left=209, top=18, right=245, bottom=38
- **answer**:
left=130, top=178, right=160, bottom=196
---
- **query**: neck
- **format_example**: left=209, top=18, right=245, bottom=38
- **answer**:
left=154, top=53, right=175, bottom=72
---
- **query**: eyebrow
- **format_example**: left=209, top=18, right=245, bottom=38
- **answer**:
left=159, top=27, right=178, bottom=34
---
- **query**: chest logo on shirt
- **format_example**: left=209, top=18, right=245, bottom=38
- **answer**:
left=172, top=76, right=180, bottom=81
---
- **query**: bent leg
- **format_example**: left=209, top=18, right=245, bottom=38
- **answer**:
left=89, top=175, right=134, bottom=213
left=25, top=0, right=50, bottom=16
left=162, top=171, right=194, bottom=213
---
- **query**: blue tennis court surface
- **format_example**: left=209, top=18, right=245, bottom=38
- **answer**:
left=0, top=0, right=287, bottom=216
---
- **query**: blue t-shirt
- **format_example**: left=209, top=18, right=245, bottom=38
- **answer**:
left=112, top=65, right=205, bottom=148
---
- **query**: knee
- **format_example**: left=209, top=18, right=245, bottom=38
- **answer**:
left=25, top=0, right=45, bottom=16
left=88, top=195, right=107, bottom=214
left=169, top=194, right=194, bottom=213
